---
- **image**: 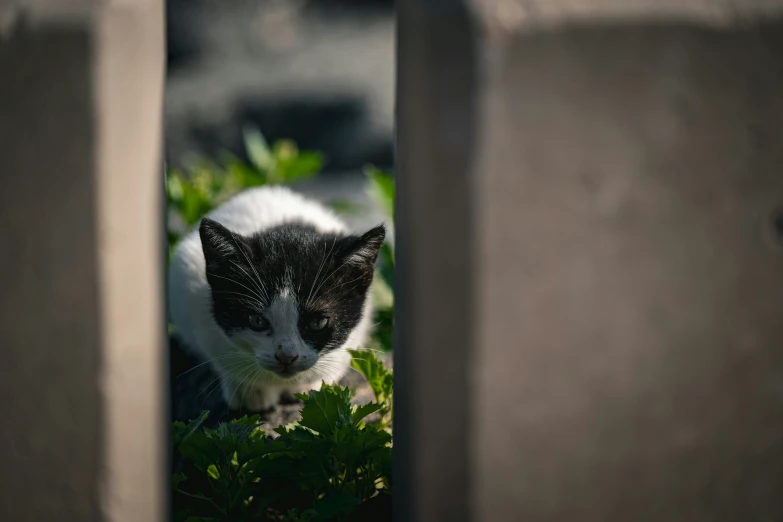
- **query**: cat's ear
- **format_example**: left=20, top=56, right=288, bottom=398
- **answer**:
left=338, top=224, right=386, bottom=268
left=199, top=217, right=252, bottom=270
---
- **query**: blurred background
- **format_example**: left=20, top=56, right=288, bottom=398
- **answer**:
left=165, top=0, right=395, bottom=231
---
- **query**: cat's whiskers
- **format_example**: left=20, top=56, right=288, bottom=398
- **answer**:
left=310, top=364, right=341, bottom=383
left=215, top=361, right=260, bottom=410
left=206, top=272, right=265, bottom=303
left=234, top=367, right=261, bottom=408
left=212, top=291, right=265, bottom=311
left=317, top=359, right=360, bottom=377
left=195, top=359, right=255, bottom=409
left=308, top=255, right=355, bottom=305
left=229, top=260, right=269, bottom=305
left=175, top=352, right=250, bottom=379
left=306, top=237, right=337, bottom=308
left=354, top=346, right=387, bottom=355
left=345, top=357, right=383, bottom=365
left=318, top=275, right=366, bottom=298
left=229, top=232, right=271, bottom=303
left=311, top=354, right=355, bottom=382
left=239, top=367, right=264, bottom=409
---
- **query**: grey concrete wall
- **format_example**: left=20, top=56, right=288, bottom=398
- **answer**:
left=396, top=1, right=783, bottom=521
left=0, top=1, right=166, bottom=521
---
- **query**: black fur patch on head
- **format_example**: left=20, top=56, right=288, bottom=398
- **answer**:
left=199, top=217, right=385, bottom=352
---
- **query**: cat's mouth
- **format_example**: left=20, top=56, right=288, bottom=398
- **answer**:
left=269, top=365, right=301, bottom=378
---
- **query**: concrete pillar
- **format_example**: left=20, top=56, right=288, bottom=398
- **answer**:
left=0, top=1, right=166, bottom=521
left=395, top=1, right=783, bottom=521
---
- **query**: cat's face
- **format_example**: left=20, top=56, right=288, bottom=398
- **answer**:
left=199, top=218, right=384, bottom=380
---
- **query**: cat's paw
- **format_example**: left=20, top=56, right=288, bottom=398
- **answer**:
left=278, top=381, right=319, bottom=404
left=278, top=390, right=301, bottom=405
left=220, top=378, right=274, bottom=411
left=243, top=385, right=278, bottom=412
left=279, top=381, right=322, bottom=404
left=220, top=378, right=243, bottom=411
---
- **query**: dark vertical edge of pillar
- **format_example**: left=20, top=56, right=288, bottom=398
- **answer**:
left=394, top=1, right=480, bottom=521
left=160, top=8, right=173, bottom=520
left=161, top=160, right=172, bottom=522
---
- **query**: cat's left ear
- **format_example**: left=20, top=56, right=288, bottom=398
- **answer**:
left=199, top=217, right=253, bottom=271
left=339, top=224, right=386, bottom=267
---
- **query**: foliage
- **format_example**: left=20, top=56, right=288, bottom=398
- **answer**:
left=168, top=133, right=397, bottom=521
left=363, top=165, right=395, bottom=353
left=364, top=165, right=394, bottom=221
left=172, top=353, right=394, bottom=522
left=166, top=125, right=325, bottom=259
left=348, top=350, right=393, bottom=430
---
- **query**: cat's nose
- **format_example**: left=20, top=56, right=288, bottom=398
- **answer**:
left=275, top=353, right=299, bottom=366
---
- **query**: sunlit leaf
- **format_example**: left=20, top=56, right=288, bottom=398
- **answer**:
left=243, top=125, right=273, bottom=173
left=364, top=165, right=394, bottom=220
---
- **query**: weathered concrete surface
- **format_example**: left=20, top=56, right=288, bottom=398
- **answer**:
left=472, top=0, right=783, bottom=34
left=0, top=1, right=166, bottom=521
left=396, top=1, right=783, bottom=521
left=475, top=22, right=783, bottom=522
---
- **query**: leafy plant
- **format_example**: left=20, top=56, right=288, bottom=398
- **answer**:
left=363, top=165, right=395, bottom=353
left=166, top=126, right=325, bottom=257
left=172, top=352, right=394, bottom=522
left=364, top=165, right=394, bottom=222
left=349, top=350, right=393, bottom=430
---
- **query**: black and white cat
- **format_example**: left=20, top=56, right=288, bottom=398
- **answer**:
left=168, top=186, right=385, bottom=411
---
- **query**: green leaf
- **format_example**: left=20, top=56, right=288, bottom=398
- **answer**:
left=167, top=170, right=184, bottom=202
left=236, top=438, right=287, bottom=464
left=345, top=491, right=392, bottom=522
left=173, top=509, right=190, bottom=522
left=328, top=199, right=365, bottom=215
left=172, top=411, right=210, bottom=447
left=379, top=242, right=394, bottom=279
left=206, top=464, right=220, bottom=480
left=243, top=125, right=273, bottom=173
left=311, top=493, right=361, bottom=522
left=349, top=350, right=393, bottom=426
left=345, top=425, right=391, bottom=455
left=349, top=351, right=392, bottom=405
left=370, top=305, right=393, bottom=353
left=353, top=402, right=383, bottom=426
left=225, top=156, right=266, bottom=188
left=297, top=384, right=354, bottom=436
left=173, top=472, right=187, bottom=489
left=275, top=150, right=324, bottom=184
left=371, top=273, right=394, bottom=311
left=364, top=165, right=394, bottom=220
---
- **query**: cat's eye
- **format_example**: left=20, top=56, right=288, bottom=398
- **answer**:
left=248, top=314, right=270, bottom=332
left=308, top=317, right=329, bottom=331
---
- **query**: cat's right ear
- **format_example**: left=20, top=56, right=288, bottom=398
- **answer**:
left=199, top=217, right=251, bottom=270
